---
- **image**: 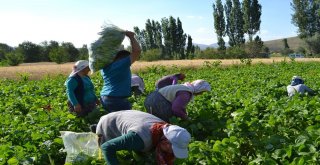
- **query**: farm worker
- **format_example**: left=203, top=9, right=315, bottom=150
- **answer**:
left=65, top=60, right=100, bottom=117
left=94, top=110, right=191, bottom=165
left=100, top=31, right=141, bottom=112
left=155, top=73, right=186, bottom=90
left=287, top=76, right=314, bottom=97
left=145, top=79, right=211, bottom=122
left=131, top=74, right=145, bottom=96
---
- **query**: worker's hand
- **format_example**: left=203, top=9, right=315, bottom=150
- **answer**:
left=96, top=99, right=101, bottom=105
left=74, top=104, right=82, bottom=113
left=125, top=31, right=135, bottom=38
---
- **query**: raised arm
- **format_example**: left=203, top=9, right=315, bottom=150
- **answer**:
left=125, top=31, right=141, bottom=64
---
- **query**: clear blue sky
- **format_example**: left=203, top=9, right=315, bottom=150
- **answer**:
left=0, top=0, right=297, bottom=48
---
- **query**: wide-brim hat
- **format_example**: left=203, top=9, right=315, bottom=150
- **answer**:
left=163, top=125, right=191, bottom=159
left=69, top=60, right=89, bottom=77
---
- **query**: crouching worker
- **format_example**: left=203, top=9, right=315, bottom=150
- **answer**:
left=93, top=110, right=191, bottom=165
left=131, top=74, right=145, bottom=96
left=287, top=76, right=314, bottom=97
left=65, top=60, right=100, bottom=117
left=145, top=80, right=211, bottom=122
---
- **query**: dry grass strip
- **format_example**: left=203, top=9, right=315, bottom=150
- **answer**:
left=1, top=57, right=320, bottom=80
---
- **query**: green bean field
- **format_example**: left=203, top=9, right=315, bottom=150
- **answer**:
left=1, top=60, right=319, bottom=165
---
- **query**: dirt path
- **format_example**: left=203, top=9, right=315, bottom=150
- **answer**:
left=1, top=57, right=320, bottom=80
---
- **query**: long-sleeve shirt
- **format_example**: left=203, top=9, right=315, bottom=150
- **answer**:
left=96, top=110, right=164, bottom=152
left=159, top=85, right=193, bottom=119
left=65, top=76, right=97, bottom=106
left=171, top=91, right=192, bottom=119
left=287, top=84, right=313, bottom=97
left=156, top=74, right=180, bottom=89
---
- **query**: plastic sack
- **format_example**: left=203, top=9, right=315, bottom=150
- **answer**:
left=60, top=131, right=102, bottom=164
left=89, top=23, right=126, bottom=72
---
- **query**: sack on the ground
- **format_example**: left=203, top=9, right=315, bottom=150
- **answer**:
left=60, top=131, right=102, bottom=164
left=89, top=23, right=125, bottom=72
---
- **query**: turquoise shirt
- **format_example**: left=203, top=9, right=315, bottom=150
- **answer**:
left=65, top=76, right=97, bottom=106
left=100, top=56, right=131, bottom=97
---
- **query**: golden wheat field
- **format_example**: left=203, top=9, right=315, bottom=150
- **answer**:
left=1, top=57, right=320, bottom=80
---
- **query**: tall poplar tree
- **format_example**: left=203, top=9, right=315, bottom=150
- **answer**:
left=161, top=17, right=172, bottom=59
left=232, top=0, right=245, bottom=46
left=145, top=19, right=157, bottom=49
left=225, top=0, right=234, bottom=46
left=291, top=0, right=320, bottom=38
left=133, top=27, right=147, bottom=52
left=186, top=35, right=194, bottom=59
left=242, top=0, right=261, bottom=41
left=225, top=0, right=245, bottom=47
left=153, top=21, right=163, bottom=49
left=283, top=38, right=290, bottom=49
left=213, top=0, right=226, bottom=51
left=169, top=16, right=178, bottom=59
left=135, top=16, right=190, bottom=60
left=292, top=0, right=320, bottom=54
left=176, top=18, right=187, bottom=59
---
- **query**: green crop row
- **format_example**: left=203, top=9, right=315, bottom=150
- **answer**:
left=0, top=61, right=319, bottom=164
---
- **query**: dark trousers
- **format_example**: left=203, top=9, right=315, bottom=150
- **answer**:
left=100, top=96, right=131, bottom=112
left=101, top=131, right=145, bottom=165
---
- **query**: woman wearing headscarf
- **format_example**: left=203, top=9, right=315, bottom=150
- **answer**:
left=94, top=110, right=191, bottom=165
left=287, top=76, right=314, bottom=97
left=145, top=79, right=211, bottom=122
left=131, top=74, right=145, bottom=96
left=65, top=60, right=100, bottom=117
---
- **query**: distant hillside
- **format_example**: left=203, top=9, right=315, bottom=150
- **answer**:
left=195, top=36, right=306, bottom=52
left=194, top=43, right=218, bottom=50
left=263, top=36, right=306, bottom=52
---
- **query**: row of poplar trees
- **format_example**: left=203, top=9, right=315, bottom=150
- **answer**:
left=133, top=16, right=195, bottom=60
left=213, top=0, right=261, bottom=51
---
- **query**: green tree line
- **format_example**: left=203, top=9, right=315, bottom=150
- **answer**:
left=0, top=41, right=89, bottom=66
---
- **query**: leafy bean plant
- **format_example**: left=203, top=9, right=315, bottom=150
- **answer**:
left=1, top=61, right=319, bottom=164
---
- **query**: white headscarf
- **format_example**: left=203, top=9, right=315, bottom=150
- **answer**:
left=69, top=60, right=89, bottom=77
left=183, top=79, right=211, bottom=94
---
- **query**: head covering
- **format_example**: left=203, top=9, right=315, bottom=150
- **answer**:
left=69, top=60, right=89, bottom=77
left=183, top=80, right=211, bottom=94
left=291, top=76, right=304, bottom=86
left=163, top=125, right=191, bottom=159
left=131, top=74, right=145, bottom=93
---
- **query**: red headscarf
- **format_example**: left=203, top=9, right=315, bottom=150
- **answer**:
left=150, top=122, right=175, bottom=165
